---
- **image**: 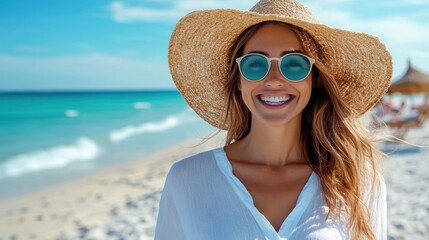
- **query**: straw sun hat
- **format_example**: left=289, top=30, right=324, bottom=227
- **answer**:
left=169, top=0, right=393, bottom=129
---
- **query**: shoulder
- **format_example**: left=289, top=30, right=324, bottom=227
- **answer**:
left=171, top=148, right=218, bottom=171
left=166, top=148, right=220, bottom=182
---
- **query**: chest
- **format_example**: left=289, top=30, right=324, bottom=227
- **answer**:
left=230, top=163, right=312, bottom=232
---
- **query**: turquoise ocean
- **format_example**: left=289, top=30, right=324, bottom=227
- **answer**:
left=0, top=90, right=214, bottom=201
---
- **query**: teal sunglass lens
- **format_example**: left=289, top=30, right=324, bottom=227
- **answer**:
left=280, top=54, right=311, bottom=81
left=240, top=55, right=269, bottom=81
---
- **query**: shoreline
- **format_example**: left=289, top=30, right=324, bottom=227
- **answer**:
left=0, top=131, right=226, bottom=240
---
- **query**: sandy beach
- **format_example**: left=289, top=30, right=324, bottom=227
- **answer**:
left=1, top=125, right=429, bottom=240
left=0, top=131, right=226, bottom=240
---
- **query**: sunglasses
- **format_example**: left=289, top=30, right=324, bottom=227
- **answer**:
left=236, top=53, right=315, bottom=82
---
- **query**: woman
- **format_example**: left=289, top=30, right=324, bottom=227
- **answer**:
left=156, top=0, right=391, bottom=239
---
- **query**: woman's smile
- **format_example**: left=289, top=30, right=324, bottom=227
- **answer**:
left=258, top=94, right=293, bottom=105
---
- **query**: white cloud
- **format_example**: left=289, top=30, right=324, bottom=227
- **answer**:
left=413, top=9, right=429, bottom=19
left=176, top=0, right=254, bottom=10
left=108, top=0, right=255, bottom=23
left=409, top=0, right=429, bottom=4
left=109, top=1, right=182, bottom=22
left=0, top=53, right=173, bottom=90
left=378, top=0, right=429, bottom=6
left=363, top=17, right=429, bottom=46
left=309, top=8, right=354, bottom=24
left=313, top=0, right=356, bottom=3
left=306, top=2, right=429, bottom=46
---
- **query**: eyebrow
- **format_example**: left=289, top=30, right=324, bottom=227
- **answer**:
left=248, top=50, right=305, bottom=56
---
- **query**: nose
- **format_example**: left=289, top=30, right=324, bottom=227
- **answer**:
left=264, top=61, right=284, bottom=87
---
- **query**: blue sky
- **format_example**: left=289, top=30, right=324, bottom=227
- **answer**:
left=1, top=0, right=428, bottom=91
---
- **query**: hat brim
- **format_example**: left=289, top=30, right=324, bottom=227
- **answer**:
left=169, top=9, right=392, bottom=129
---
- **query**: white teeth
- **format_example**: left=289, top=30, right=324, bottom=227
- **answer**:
left=260, top=95, right=291, bottom=105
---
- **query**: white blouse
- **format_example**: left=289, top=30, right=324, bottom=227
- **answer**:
left=155, top=148, right=386, bottom=240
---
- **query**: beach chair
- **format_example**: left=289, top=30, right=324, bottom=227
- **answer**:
left=385, top=105, right=429, bottom=139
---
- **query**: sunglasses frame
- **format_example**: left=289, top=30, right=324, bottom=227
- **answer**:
left=235, top=52, right=316, bottom=82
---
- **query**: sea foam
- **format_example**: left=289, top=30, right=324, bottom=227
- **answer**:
left=109, top=116, right=179, bottom=142
left=65, top=109, right=79, bottom=118
left=0, top=137, right=100, bottom=178
left=133, top=102, right=151, bottom=109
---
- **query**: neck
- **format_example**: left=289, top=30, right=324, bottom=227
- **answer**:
left=232, top=116, right=306, bottom=168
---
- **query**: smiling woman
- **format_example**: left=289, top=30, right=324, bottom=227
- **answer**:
left=155, top=0, right=392, bottom=239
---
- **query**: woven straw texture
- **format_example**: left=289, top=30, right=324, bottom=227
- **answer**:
left=169, top=0, right=392, bottom=129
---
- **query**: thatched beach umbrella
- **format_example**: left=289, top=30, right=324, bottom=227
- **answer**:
left=387, top=60, right=429, bottom=94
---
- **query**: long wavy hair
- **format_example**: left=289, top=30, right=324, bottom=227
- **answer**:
left=223, top=21, right=384, bottom=240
